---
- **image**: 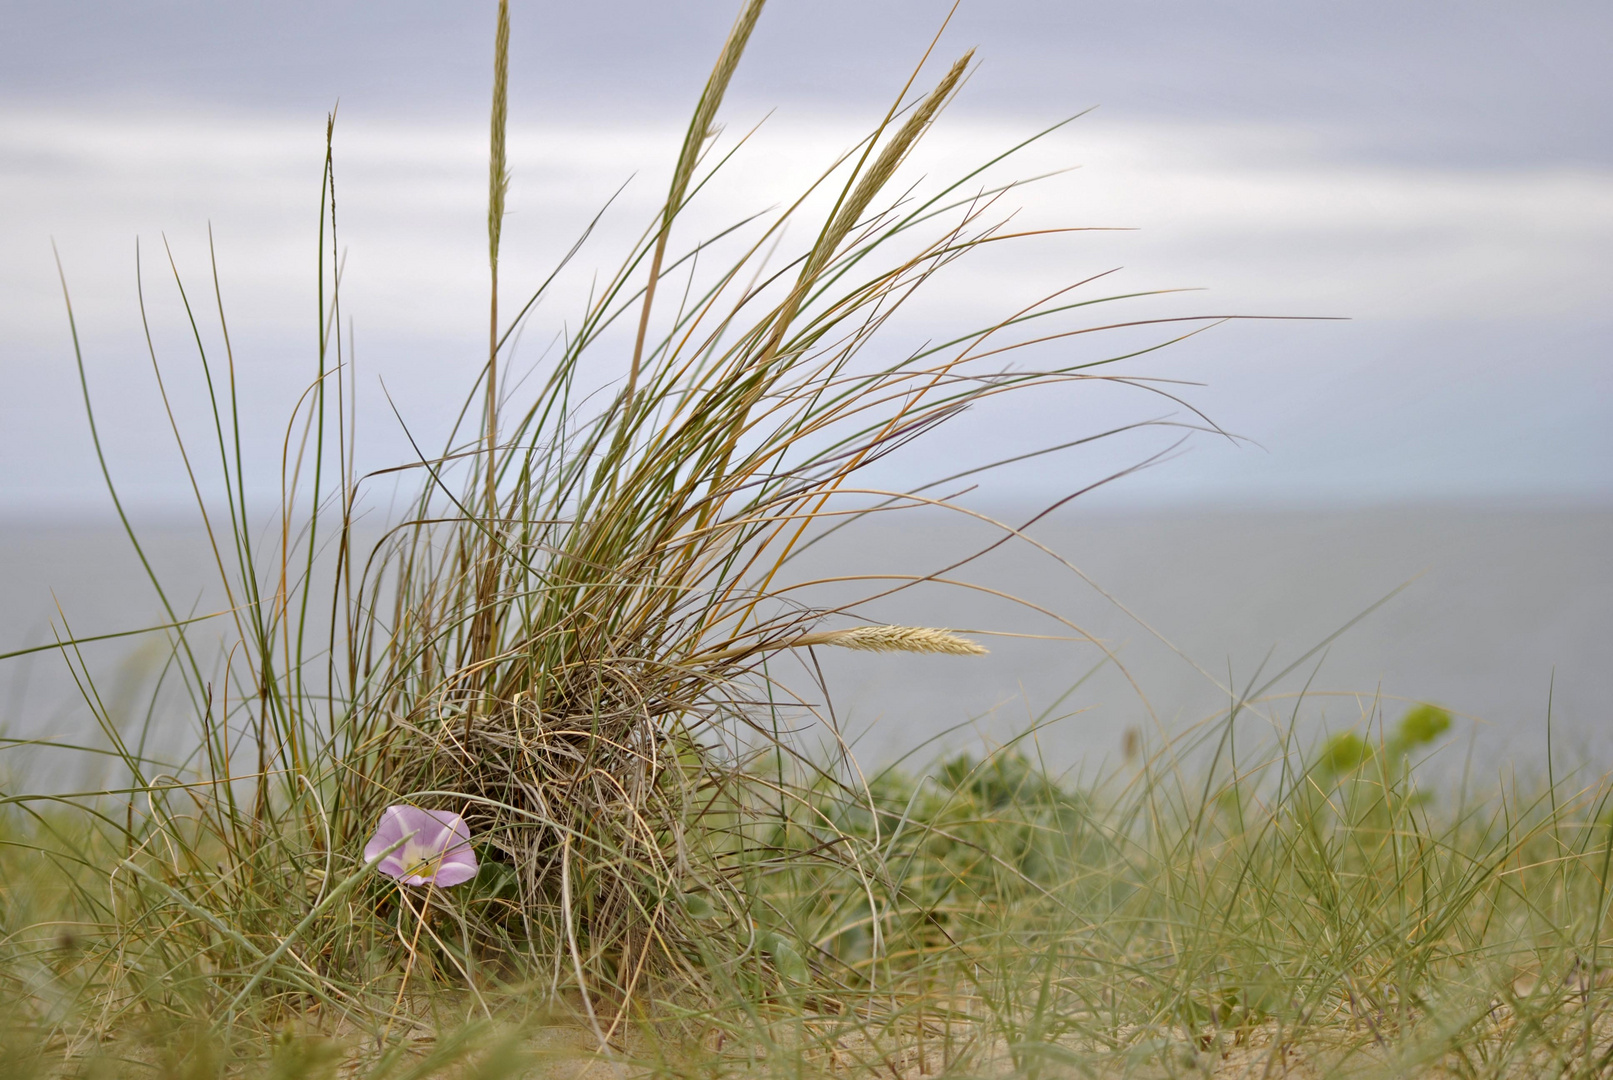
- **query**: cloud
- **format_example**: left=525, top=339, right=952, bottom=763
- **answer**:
left=9, top=108, right=1609, bottom=332
left=3, top=105, right=1609, bottom=509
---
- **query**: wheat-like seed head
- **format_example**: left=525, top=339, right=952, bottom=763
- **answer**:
left=798, top=624, right=987, bottom=656
left=487, top=0, right=510, bottom=266
left=696, top=624, right=989, bottom=663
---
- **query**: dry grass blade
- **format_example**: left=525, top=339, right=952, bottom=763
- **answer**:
left=625, top=0, right=768, bottom=410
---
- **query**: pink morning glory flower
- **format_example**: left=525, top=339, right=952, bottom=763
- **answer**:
left=363, top=804, right=479, bottom=887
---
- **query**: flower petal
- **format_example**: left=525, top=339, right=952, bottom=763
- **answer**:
left=433, top=859, right=478, bottom=887
left=442, top=844, right=478, bottom=867
left=445, top=814, right=472, bottom=846
left=363, top=804, right=413, bottom=863
left=427, top=810, right=468, bottom=848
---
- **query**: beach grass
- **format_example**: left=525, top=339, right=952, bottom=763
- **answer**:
left=3, top=1, right=1610, bottom=1075
left=6, top=706, right=1613, bottom=1077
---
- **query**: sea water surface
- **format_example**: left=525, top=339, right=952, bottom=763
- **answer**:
left=2, top=506, right=1608, bottom=789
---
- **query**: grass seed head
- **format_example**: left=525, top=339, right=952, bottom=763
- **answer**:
left=802, top=624, right=988, bottom=656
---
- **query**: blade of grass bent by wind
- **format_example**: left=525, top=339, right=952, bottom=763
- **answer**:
left=623, top=0, right=766, bottom=414
left=0, top=611, right=232, bottom=664
left=690, top=51, right=975, bottom=523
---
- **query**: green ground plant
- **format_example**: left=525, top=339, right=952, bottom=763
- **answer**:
left=2, top=1, right=1609, bottom=1076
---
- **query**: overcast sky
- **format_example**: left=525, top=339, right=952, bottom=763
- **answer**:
left=3, top=0, right=1609, bottom=513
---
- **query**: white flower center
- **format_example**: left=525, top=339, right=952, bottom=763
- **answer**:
left=398, top=840, right=442, bottom=878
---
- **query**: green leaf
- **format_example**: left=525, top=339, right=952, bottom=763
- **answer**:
left=1393, top=703, right=1452, bottom=752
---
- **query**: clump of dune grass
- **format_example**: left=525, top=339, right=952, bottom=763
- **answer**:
left=4, top=0, right=1610, bottom=1076
left=8, top=0, right=1198, bottom=1039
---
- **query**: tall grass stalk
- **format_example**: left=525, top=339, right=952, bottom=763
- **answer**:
left=473, top=0, right=513, bottom=685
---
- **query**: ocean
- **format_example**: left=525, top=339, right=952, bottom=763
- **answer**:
left=3, top=505, right=1608, bottom=789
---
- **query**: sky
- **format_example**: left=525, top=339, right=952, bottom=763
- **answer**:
left=2, top=0, right=1609, bottom=514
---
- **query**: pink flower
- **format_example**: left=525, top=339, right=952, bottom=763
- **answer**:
left=363, top=804, right=479, bottom=887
